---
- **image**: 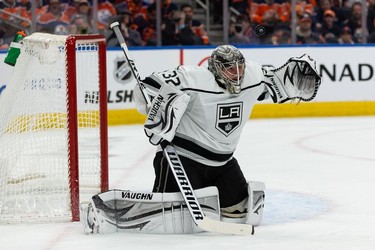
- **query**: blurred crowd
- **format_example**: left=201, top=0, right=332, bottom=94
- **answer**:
left=229, top=0, right=375, bottom=45
left=0, top=0, right=375, bottom=49
left=0, top=0, right=210, bottom=48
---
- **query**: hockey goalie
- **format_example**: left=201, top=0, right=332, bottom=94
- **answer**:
left=80, top=44, right=321, bottom=235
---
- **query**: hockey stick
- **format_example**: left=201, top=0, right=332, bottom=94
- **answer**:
left=109, top=23, right=153, bottom=107
left=110, top=22, right=254, bottom=236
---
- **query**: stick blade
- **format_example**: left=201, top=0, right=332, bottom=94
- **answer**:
left=197, top=217, right=254, bottom=236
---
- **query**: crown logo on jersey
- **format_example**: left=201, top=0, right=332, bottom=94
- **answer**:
left=225, top=123, right=232, bottom=132
left=215, top=102, right=242, bottom=137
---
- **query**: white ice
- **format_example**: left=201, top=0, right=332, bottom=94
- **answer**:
left=1, top=116, right=375, bottom=250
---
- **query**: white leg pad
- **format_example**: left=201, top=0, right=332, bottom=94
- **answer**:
left=80, top=186, right=220, bottom=234
left=246, top=181, right=265, bottom=226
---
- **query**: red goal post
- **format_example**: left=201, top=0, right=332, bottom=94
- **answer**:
left=0, top=33, right=108, bottom=223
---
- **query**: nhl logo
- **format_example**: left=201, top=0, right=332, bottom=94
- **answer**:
left=215, top=102, right=242, bottom=136
left=114, top=58, right=132, bottom=83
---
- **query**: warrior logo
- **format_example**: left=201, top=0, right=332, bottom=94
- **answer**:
left=215, top=102, right=242, bottom=136
left=114, top=58, right=132, bottom=83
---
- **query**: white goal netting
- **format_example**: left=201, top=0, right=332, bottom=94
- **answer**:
left=0, top=33, right=107, bottom=223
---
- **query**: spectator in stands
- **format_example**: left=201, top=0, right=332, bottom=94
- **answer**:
left=270, top=28, right=291, bottom=45
left=258, top=8, right=288, bottom=44
left=114, top=0, right=149, bottom=20
left=318, top=9, right=340, bottom=43
left=37, top=0, right=70, bottom=34
left=295, top=0, right=316, bottom=21
left=161, top=10, right=183, bottom=45
left=97, top=0, right=117, bottom=36
left=107, top=8, right=143, bottom=47
left=133, top=3, right=157, bottom=45
left=161, top=0, right=178, bottom=19
left=250, top=0, right=290, bottom=25
left=343, top=2, right=362, bottom=36
left=161, top=10, right=203, bottom=46
left=180, top=3, right=210, bottom=45
left=315, top=0, right=347, bottom=29
left=340, top=0, right=353, bottom=19
left=73, top=0, right=93, bottom=31
left=229, top=14, right=260, bottom=45
left=69, top=12, right=92, bottom=34
left=338, top=26, right=354, bottom=44
left=63, top=0, right=80, bottom=20
left=296, top=12, right=322, bottom=44
left=330, top=0, right=343, bottom=8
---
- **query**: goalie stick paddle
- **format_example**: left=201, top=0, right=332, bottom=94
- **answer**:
left=109, top=22, right=254, bottom=236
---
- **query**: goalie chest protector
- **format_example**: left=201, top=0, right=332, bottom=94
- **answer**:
left=150, top=63, right=267, bottom=166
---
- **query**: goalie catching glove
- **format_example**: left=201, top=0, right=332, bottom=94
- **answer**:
left=263, top=54, right=321, bottom=103
left=144, top=83, right=190, bottom=145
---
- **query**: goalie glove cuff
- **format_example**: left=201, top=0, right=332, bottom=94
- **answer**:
left=263, top=54, right=321, bottom=103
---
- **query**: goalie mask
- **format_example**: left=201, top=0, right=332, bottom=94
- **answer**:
left=208, top=45, right=245, bottom=94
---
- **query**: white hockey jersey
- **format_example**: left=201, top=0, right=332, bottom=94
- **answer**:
left=134, top=61, right=268, bottom=166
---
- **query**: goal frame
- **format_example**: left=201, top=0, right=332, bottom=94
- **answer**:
left=66, top=34, right=108, bottom=221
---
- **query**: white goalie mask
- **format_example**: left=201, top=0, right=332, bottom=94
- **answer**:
left=208, top=45, right=245, bottom=94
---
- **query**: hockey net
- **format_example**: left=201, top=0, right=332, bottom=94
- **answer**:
left=0, top=33, right=108, bottom=223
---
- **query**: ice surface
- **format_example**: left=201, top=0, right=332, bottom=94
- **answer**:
left=1, top=116, right=375, bottom=250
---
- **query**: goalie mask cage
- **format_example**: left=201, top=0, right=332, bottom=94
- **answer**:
left=0, top=33, right=108, bottom=223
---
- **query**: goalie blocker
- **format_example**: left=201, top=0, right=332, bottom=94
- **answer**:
left=80, top=181, right=265, bottom=234
left=144, top=83, right=190, bottom=145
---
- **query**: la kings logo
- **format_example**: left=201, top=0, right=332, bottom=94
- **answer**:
left=114, top=58, right=132, bottom=83
left=215, top=102, right=242, bottom=136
